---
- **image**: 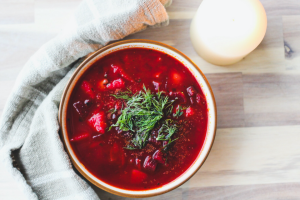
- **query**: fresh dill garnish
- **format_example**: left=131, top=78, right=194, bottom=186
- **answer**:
left=111, top=85, right=175, bottom=149
left=173, top=105, right=184, bottom=118
left=157, top=119, right=179, bottom=149
left=111, top=88, right=132, bottom=100
left=163, top=138, right=179, bottom=151
left=108, top=108, right=117, bottom=114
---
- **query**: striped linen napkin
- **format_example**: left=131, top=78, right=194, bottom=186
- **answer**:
left=0, top=0, right=171, bottom=199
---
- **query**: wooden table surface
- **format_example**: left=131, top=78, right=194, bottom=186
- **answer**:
left=1, top=0, right=300, bottom=199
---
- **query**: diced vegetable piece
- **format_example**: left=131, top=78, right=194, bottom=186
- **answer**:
left=186, top=86, right=196, bottom=97
left=88, top=111, right=107, bottom=133
left=135, top=158, right=142, bottom=170
left=196, top=93, right=203, bottom=104
left=152, top=150, right=165, bottom=164
left=169, top=91, right=187, bottom=103
left=111, top=64, right=134, bottom=82
left=73, top=101, right=88, bottom=118
left=70, top=133, right=89, bottom=142
left=152, top=81, right=162, bottom=91
left=98, top=79, right=108, bottom=90
left=106, top=78, right=125, bottom=89
left=131, top=169, right=147, bottom=184
left=143, top=156, right=157, bottom=172
left=186, top=107, right=195, bottom=117
left=81, top=81, right=95, bottom=98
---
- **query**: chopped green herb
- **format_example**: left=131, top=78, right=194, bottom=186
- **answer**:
left=108, top=108, right=117, bottom=113
left=163, top=138, right=179, bottom=151
left=111, top=89, right=132, bottom=100
left=111, top=85, right=174, bottom=149
left=157, top=119, right=179, bottom=150
left=173, top=105, right=184, bottom=118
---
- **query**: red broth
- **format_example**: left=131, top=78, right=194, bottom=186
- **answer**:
left=66, top=48, right=208, bottom=190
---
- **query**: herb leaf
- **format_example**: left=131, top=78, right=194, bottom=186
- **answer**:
left=157, top=120, right=178, bottom=141
left=173, top=105, right=183, bottom=118
left=111, top=86, right=174, bottom=149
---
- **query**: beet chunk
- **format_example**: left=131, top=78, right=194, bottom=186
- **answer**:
left=143, top=156, right=157, bottom=172
left=111, top=64, right=134, bottom=82
left=106, top=78, right=125, bottom=89
left=186, top=86, right=196, bottom=97
left=153, top=150, right=165, bottom=164
left=169, top=91, right=187, bottom=103
left=152, top=81, right=162, bottom=91
left=70, top=133, right=89, bottom=142
left=196, top=93, right=203, bottom=104
left=81, top=81, right=95, bottom=98
left=186, top=106, right=195, bottom=117
left=88, top=111, right=107, bottom=134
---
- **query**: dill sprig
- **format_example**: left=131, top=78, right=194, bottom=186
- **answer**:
left=173, top=105, right=184, bottom=118
left=157, top=119, right=179, bottom=150
left=111, top=86, right=174, bottom=149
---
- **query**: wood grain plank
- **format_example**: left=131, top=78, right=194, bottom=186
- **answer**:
left=282, top=15, right=300, bottom=72
left=261, top=0, right=300, bottom=16
left=166, top=0, right=201, bottom=13
left=243, top=73, right=300, bottom=127
left=168, top=0, right=300, bottom=16
left=283, top=15, right=300, bottom=59
left=0, top=0, right=34, bottom=24
left=183, top=183, right=300, bottom=200
left=127, top=16, right=285, bottom=74
left=206, top=73, right=245, bottom=128
left=183, top=126, right=300, bottom=188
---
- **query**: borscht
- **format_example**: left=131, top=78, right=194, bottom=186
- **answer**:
left=66, top=48, right=208, bottom=190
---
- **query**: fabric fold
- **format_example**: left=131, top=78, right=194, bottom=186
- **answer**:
left=0, top=0, right=171, bottom=199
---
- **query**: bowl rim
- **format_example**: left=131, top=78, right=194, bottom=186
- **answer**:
left=58, top=39, right=217, bottom=198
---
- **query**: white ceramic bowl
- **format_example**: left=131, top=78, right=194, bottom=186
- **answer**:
left=59, top=39, right=217, bottom=198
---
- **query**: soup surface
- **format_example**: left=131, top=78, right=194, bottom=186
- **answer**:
left=67, top=48, right=208, bottom=190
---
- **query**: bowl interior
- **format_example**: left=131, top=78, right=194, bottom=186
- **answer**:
left=59, top=40, right=216, bottom=197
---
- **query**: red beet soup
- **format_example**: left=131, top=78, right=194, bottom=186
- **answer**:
left=66, top=48, right=208, bottom=190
